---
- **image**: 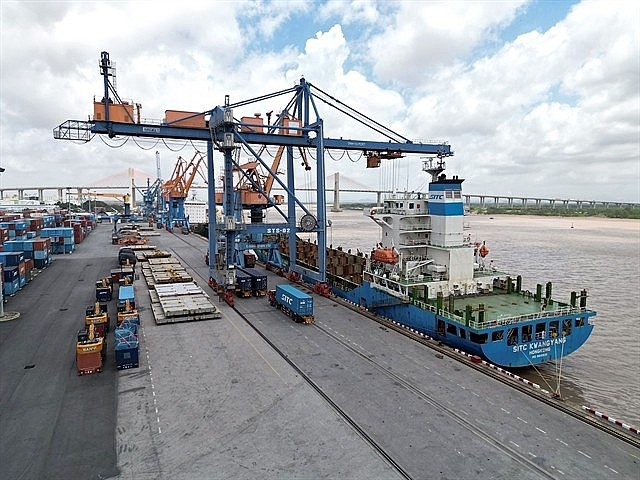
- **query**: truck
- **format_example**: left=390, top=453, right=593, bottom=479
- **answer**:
left=76, top=324, right=105, bottom=375
left=95, top=277, right=113, bottom=302
left=240, top=267, right=268, bottom=297
left=268, top=284, right=314, bottom=324
left=85, top=302, right=109, bottom=337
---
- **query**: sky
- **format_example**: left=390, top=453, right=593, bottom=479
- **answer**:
left=0, top=0, right=639, bottom=203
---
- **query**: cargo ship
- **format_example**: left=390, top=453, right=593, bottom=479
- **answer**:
left=282, top=160, right=595, bottom=368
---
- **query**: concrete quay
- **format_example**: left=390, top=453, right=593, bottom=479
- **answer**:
left=1, top=224, right=638, bottom=479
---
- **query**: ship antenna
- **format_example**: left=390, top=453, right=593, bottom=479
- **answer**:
left=422, top=157, right=446, bottom=182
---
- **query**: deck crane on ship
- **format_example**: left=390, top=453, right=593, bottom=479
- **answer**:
left=53, top=50, right=453, bottom=304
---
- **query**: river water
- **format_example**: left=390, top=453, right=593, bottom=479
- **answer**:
left=321, top=209, right=640, bottom=426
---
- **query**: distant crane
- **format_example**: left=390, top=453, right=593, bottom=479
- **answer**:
left=134, top=151, right=163, bottom=223
left=83, top=191, right=131, bottom=214
left=161, top=152, right=207, bottom=232
left=215, top=143, right=306, bottom=223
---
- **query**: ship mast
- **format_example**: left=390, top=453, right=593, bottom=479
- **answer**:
left=422, top=157, right=446, bottom=182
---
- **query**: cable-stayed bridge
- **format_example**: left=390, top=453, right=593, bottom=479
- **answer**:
left=1, top=171, right=637, bottom=209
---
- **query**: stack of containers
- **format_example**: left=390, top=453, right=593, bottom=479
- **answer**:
left=41, top=227, right=75, bottom=254
left=0, top=251, right=24, bottom=294
left=42, top=215, right=56, bottom=228
left=65, top=218, right=86, bottom=244
left=24, top=216, right=44, bottom=238
left=0, top=220, right=28, bottom=241
left=72, top=214, right=95, bottom=234
left=2, top=238, right=52, bottom=270
left=0, top=226, right=9, bottom=248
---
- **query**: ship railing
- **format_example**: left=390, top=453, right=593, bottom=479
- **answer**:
left=399, top=225, right=432, bottom=232
left=399, top=239, right=431, bottom=246
left=403, top=254, right=430, bottom=262
left=469, top=306, right=580, bottom=329
left=411, top=299, right=467, bottom=323
left=410, top=301, right=591, bottom=330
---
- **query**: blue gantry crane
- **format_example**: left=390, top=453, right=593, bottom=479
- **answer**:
left=54, top=51, right=453, bottom=303
left=133, top=151, right=163, bottom=223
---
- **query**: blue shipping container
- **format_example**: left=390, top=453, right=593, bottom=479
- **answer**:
left=241, top=267, right=268, bottom=294
left=275, top=284, right=314, bottom=317
left=118, top=285, right=135, bottom=304
left=0, top=252, right=25, bottom=266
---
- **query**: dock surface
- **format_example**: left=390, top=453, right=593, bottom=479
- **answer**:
left=1, top=224, right=638, bottom=480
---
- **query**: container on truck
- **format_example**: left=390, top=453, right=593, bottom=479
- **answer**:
left=268, top=284, right=314, bottom=324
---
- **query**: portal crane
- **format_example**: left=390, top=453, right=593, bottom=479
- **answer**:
left=53, top=51, right=453, bottom=302
left=133, top=151, right=163, bottom=222
left=83, top=191, right=131, bottom=215
left=161, top=152, right=207, bottom=232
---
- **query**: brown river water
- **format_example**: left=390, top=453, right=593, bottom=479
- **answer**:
left=311, top=210, right=640, bottom=426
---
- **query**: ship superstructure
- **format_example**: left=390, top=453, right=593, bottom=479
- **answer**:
left=332, top=160, right=596, bottom=368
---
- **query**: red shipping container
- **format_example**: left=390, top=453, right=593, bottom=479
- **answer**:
left=24, top=259, right=34, bottom=273
left=76, top=351, right=102, bottom=375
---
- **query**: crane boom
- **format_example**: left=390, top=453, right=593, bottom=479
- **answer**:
left=53, top=51, right=454, bottom=286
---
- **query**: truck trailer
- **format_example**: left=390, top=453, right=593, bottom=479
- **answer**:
left=240, top=267, right=268, bottom=297
left=268, top=284, right=314, bottom=324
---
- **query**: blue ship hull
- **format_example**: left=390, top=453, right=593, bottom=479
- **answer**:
left=334, top=281, right=594, bottom=368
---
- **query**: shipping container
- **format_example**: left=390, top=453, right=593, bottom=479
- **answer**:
left=114, top=327, right=139, bottom=370
left=240, top=267, right=268, bottom=296
left=76, top=327, right=104, bottom=375
left=269, top=284, right=314, bottom=324
left=235, top=270, right=253, bottom=298
left=0, top=251, right=25, bottom=266
left=243, top=252, right=256, bottom=268
left=240, top=115, right=264, bottom=133
left=93, top=100, right=136, bottom=123
left=118, top=285, right=135, bottom=306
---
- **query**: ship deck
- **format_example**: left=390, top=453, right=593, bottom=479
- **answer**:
left=453, top=291, right=549, bottom=323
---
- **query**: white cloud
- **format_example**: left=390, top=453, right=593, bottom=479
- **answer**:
left=367, top=1, right=526, bottom=86
left=0, top=0, right=638, bottom=204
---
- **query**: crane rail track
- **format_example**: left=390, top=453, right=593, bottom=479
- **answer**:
left=167, top=233, right=411, bottom=478
left=167, top=231, right=640, bottom=459
left=312, top=322, right=560, bottom=479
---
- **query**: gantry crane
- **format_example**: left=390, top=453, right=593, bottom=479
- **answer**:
left=82, top=191, right=132, bottom=215
left=160, top=152, right=207, bottom=232
left=133, top=151, right=163, bottom=222
left=54, top=51, right=453, bottom=302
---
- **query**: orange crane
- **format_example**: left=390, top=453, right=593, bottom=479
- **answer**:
left=215, top=140, right=310, bottom=224
left=160, top=152, right=207, bottom=232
